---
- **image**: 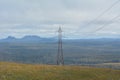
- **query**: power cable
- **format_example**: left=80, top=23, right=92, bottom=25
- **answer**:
left=79, top=0, right=120, bottom=30
left=93, top=14, right=120, bottom=33
left=81, top=14, right=120, bottom=38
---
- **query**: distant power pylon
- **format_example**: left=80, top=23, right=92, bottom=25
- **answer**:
left=57, top=26, right=64, bottom=65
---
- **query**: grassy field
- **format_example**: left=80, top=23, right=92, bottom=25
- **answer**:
left=95, top=63, right=120, bottom=69
left=0, top=62, right=120, bottom=80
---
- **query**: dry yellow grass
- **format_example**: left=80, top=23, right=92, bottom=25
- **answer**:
left=0, top=62, right=120, bottom=80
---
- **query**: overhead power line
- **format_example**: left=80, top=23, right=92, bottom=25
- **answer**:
left=80, top=14, right=120, bottom=37
left=93, top=14, right=120, bottom=33
left=80, top=0, right=120, bottom=30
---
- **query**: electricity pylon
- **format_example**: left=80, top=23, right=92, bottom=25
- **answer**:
left=57, top=26, right=64, bottom=65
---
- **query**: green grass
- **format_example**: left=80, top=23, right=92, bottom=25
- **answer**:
left=0, top=62, right=120, bottom=80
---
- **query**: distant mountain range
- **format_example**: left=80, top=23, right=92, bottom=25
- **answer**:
left=0, top=35, right=120, bottom=43
left=0, top=36, right=56, bottom=43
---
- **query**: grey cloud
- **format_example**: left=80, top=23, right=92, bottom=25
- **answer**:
left=0, top=0, right=120, bottom=38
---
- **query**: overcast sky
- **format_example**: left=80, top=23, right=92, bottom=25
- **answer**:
left=0, top=0, right=120, bottom=39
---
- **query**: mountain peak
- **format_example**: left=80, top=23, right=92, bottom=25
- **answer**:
left=6, top=36, right=16, bottom=40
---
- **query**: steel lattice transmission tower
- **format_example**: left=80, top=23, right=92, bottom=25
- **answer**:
left=57, top=26, right=64, bottom=65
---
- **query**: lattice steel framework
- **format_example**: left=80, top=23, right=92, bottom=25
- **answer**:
left=57, top=27, right=64, bottom=65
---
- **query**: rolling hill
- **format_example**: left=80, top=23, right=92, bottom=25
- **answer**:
left=0, top=62, right=120, bottom=80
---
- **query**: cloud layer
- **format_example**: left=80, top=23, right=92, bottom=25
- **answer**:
left=0, top=0, right=120, bottom=38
